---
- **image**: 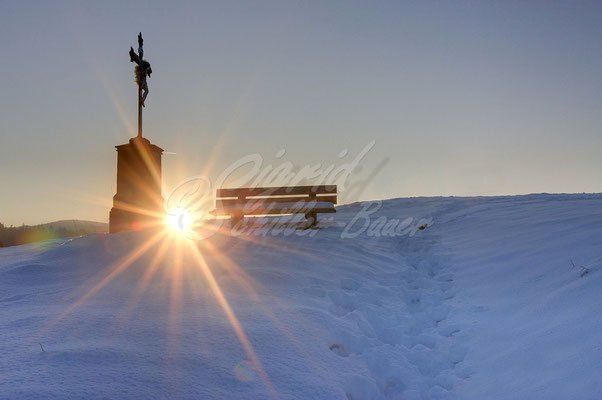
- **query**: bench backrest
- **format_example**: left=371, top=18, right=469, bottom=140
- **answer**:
left=215, top=185, right=337, bottom=209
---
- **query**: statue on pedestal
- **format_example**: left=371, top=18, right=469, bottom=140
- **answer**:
left=109, top=33, right=164, bottom=233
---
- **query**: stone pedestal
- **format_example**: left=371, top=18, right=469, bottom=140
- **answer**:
left=109, top=136, right=165, bottom=233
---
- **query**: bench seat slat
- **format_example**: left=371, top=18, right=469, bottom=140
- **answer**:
left=216, top=195, right=337, bottom=208
left=216, top=185, right=336, bottom=198
left=211, top=207, right=336, bottom=216
left=210, top=201, right=335, bottom=216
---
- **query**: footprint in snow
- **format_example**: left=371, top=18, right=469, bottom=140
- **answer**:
left=329, top=343, right=350, bottom=357
left=438, top=325, right=461, bottom=337
left=340, top=278, right=361, bottom=291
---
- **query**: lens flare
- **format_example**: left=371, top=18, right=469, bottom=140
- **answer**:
left=167, top=207, right=192, bottom=232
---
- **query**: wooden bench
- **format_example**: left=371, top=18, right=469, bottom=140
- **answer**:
left=210, top=185, right=337, bottom=227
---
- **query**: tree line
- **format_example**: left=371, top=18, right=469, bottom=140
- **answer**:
left=0, top=222, right=103, bottom=247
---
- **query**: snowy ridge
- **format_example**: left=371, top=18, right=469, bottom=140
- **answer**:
left=1, top=194, right=601, bottom=399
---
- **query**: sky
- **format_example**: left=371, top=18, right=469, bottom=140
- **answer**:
left=1, top=0, right=601, bottom=226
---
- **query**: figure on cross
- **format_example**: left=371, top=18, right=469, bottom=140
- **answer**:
left=129, top=32, right=152, bottom=107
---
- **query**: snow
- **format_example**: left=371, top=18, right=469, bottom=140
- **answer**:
left=1, top=194, right=601, bottom=399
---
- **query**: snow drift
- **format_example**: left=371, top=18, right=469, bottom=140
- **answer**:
left=1, top=194, right=601, bottom=399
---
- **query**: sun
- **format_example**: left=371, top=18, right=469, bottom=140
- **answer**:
left=166, top=207, right=192, bottom=233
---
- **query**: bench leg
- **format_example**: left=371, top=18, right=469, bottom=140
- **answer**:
left=231, top=214, right=243, bottom=228
left=305, top=212, right=317, bottom=227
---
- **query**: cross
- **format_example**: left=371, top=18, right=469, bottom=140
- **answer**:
left=129, top=32, right=152, bottom=138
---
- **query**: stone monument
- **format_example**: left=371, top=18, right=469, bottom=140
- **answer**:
left=109, top=33, right=165, bottom=233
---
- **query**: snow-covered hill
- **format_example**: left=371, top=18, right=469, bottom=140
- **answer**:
left=1, top=194, right=601, bottom=399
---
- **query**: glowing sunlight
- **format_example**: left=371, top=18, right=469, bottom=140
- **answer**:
left=167, top=207, right=192, bottom=233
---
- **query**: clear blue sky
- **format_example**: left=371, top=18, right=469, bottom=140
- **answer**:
left=1, top=1, right=601, bottom=225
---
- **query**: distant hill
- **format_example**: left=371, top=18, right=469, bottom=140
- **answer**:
left=37, top=220, right=108, bottom=233
left=0, top=220, right=108, bottom=247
